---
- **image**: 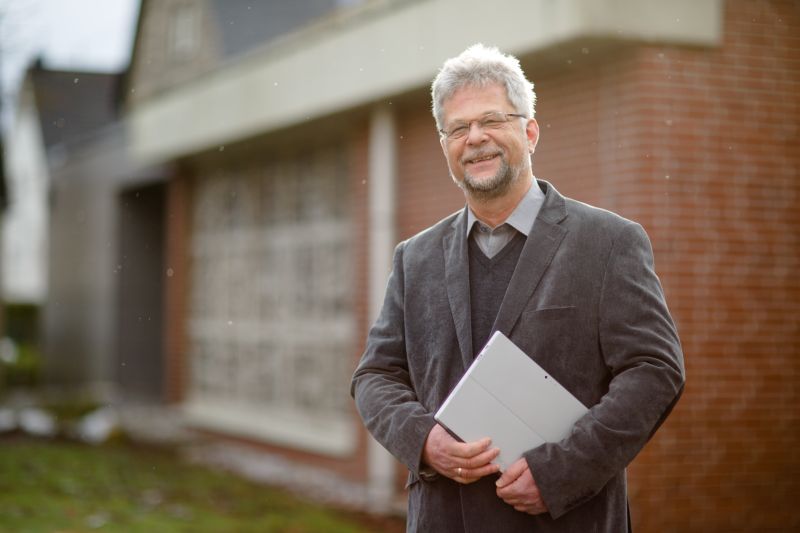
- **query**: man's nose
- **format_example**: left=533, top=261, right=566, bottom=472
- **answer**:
left=465, top=121, right=488, bottom=144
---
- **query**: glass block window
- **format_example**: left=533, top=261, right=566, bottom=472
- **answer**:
left=185, top=144, right=355, bottom=455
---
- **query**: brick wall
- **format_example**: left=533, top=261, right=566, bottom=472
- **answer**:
left=163, top=169, right=192, bottom=403
left=396, top=101, right=465, bottom=240
left=386, top=0, right=798, bottom=529
left=534, top=1, right=799, bottom=530
left=636, top=2, right=797, bottom=530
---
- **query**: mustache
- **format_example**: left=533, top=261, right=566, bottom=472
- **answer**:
left=461, top=150, right=503, bottom=165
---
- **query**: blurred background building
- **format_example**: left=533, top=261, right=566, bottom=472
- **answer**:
left=1, top=0, right=797, bottom=531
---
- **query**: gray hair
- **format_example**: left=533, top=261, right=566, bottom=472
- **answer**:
left=431, top=43, right=536, bottom=131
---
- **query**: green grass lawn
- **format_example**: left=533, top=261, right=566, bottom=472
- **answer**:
left=0, top=437, right=403, bottom=533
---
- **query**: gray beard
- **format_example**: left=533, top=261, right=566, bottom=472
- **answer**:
left=454, top=156, right=520, bottom=201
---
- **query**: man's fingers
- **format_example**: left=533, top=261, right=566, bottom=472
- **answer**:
left=448, top=437, right=492, bottom=458
left=470, top=461, right=501, bottom=478
left=495, top=457, right=527, bottom=488
left=454, top=461, right=501, bottom=484
left=462, top=446, right=500, bottom=469
left=425, top=428, right=501, bottom=483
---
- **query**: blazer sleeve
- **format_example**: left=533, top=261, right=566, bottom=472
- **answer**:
left=524, top=221, right=685, bottom=519
left=350, top=241, right=437, bottom=476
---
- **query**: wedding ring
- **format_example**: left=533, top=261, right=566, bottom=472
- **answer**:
left=457, top=467, right=462, bottom=477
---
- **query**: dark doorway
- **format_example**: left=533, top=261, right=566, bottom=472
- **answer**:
left=116, top=183, right=165, bottom=401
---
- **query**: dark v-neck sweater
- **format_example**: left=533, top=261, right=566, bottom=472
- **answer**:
left=468, top=230, right=526, bottom=359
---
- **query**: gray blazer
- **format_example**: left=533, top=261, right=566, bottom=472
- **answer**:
left=352, top=180, right=684, bottom=532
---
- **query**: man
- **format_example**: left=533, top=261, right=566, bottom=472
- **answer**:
left=351, top=44, right=684, bottom=532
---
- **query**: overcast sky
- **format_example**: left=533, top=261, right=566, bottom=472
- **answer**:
left=0, top=0, right=139, bottom=127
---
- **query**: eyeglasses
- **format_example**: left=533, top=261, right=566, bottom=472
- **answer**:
left=439, top=112, right=527, bottom=141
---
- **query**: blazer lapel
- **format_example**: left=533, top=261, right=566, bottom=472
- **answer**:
left=443, top=209, right=473, bottom=371
left=492, top=181, right=569, bottom=337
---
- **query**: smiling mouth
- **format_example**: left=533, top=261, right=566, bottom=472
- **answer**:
left=465, top=153, right=499, bottom=165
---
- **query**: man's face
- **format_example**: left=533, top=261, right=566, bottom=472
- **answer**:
left=439, top=83, right=539, bottom=200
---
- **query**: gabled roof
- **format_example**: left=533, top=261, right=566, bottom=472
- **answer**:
left=208, top=0, right=342, bottom=60
left=124, top=0, right=346, bottom=104
left=29, top=63, right=122, bottom=148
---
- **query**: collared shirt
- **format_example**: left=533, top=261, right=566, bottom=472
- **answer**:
left=466, top=178, right=545, bottom=259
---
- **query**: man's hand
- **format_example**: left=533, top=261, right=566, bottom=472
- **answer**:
left=422, top=424, right=500, bottom=484
left=495, top=457, right=549, bottom=515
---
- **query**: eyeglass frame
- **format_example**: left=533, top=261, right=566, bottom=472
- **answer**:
left=438, top=111, right=529, bottom=141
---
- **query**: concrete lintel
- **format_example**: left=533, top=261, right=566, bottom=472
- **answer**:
left=129, top=0, right=722, bottom=164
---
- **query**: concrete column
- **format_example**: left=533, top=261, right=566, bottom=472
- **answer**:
left=366, top=104, right=398, bottom=511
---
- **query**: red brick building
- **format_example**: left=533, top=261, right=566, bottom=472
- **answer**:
left=351, top=4, right=800, bottom=528
left=46, top=0, right=798, bottom=530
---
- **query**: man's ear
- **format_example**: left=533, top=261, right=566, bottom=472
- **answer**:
left=526, top=118, right=540, bottom=154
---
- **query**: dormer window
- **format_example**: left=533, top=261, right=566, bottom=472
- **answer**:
left=169, top=3, right=198, bottom=59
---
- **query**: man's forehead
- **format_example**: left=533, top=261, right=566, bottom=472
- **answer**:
left=442, top=83, right=513, bottom=118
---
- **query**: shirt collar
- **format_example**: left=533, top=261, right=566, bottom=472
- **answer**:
left=466, top=178, right=545, bottom=237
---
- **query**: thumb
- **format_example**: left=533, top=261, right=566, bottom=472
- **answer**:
left=495, top=457, right=526, bottom=488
